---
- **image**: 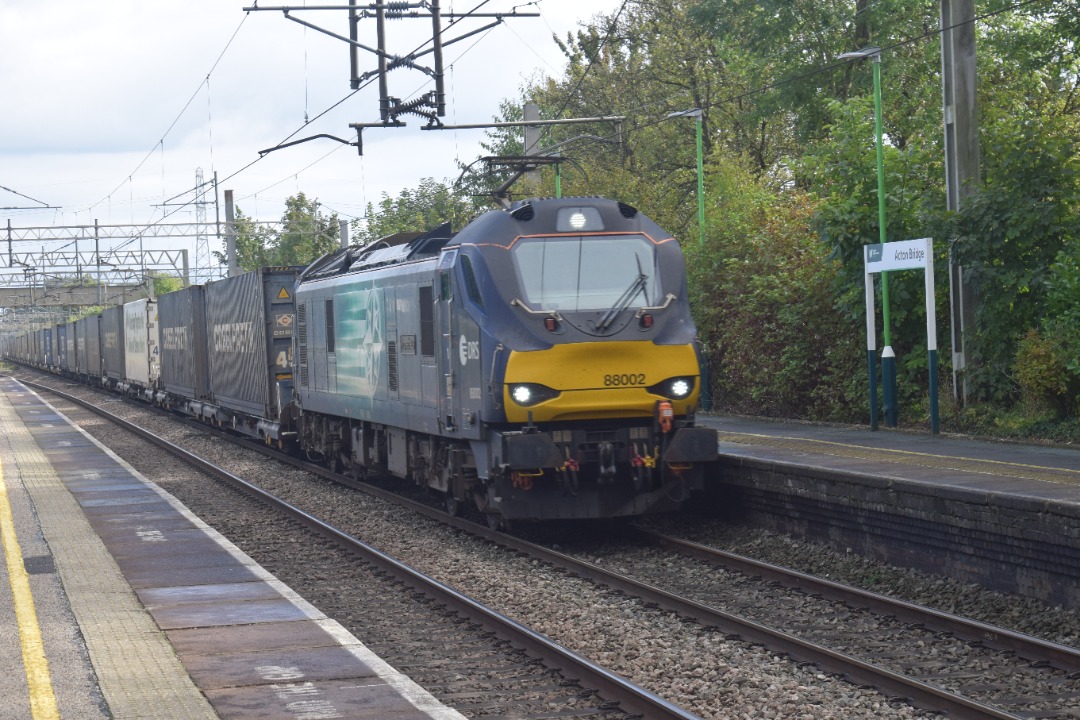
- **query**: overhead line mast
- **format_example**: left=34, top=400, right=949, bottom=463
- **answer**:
left=246, top=1, right=538, bottom=151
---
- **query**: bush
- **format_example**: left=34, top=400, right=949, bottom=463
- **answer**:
left=1014, top=330, right=1073, bottom=418
left=687, top=157, right=864, bottom=421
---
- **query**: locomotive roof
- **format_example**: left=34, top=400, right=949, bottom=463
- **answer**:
left=296, top=197, right=669, bottom=283
left=297, top=222, right=455, bottom=281
left=452, top=196, right=669, bottom=247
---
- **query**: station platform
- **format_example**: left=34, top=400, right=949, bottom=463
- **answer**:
left=0, top=376, right=465, bottom=720
left=697, top=414, right=1080, bottom=608
left=699, top=414, right=1080, bottom=487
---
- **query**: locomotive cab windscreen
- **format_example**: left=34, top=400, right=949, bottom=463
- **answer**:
left=511, top=233, right=661, bottom=332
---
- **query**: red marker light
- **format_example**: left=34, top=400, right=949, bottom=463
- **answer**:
left=640, top=313, right=653, bottom=328
left=545, top=317, right=558, bottom=332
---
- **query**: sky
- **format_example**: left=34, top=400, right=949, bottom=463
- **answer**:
left=0, top=0, right=621, bottom=270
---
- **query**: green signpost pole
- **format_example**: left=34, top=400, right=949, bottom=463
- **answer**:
left=872, top=54, right=898, bottom=428
left=695, top=111, right=705, bottom=246
left=841, top=46, right=897, bottom=428
left=667, top=109, right=705, bottom=246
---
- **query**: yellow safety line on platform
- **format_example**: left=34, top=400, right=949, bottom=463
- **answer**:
left=0, top=457, right=60, bottom=720
left=717, top=431, right=1080, bottom=483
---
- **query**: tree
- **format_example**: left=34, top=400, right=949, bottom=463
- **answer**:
left=687, top=156, right=863, bottom=419
left=212, top=208, right=273, bottom=272
left=151, top=274, right=185, bottom=297
left=269, top=193, right=340, bottom=266
left=950, top=117, right=1080, bottom=403
left=216, top=194, right=340, bottom=271
left=356, top=179, right=481, bottom=244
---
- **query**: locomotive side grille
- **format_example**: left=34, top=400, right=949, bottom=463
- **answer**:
left=387, top=340, right=398, bottom=392
left=297, top=302, right=309, bottom=387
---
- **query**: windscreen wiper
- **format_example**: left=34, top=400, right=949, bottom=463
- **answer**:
left=595, top=254, right=647, bottom=332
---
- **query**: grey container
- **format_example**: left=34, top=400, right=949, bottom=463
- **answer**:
left=100, top=305, right=125, bottom=381
left=41, top=327, right=53, bottom=366
left=56, top=323, right=69, bottom=371
left=158, top=285, right=210, bottom=401
left=205, top=267, right=299, bottom=420
left=75, top=315, right=102, bottom=378
left=64, top=321, right=76, bottom=372
left=48, top=326, right=59, bottom=367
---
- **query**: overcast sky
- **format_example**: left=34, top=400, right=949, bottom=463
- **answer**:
left=0, top=1, right=620, bottom=247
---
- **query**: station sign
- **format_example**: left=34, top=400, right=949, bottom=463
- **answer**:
left=864, top=238, right=931, bottom=273
left=863, top=237, right=940, bottom=434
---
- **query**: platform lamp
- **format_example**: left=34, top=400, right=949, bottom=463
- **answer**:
left=839, top=46, right=898, bottom=428
left=666, top=109, right=705, bottom=246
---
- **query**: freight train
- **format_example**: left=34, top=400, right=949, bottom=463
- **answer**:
left=2, top=197, right=717, bottom=527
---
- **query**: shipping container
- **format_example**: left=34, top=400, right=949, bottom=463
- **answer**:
left=64, top=321, right=76, bottom=373
left=75, top=315, right=102, bottom=380
left=41, top=327, right=53, bottom=366
left=123, top=299, right=160, bottom=390
left=158, top=285, right=210, bottom=401
left=4, top=331, right=22, bottom=362
left=29, top=329, right=40, bottom=365
left=205, top=267, right=299, bottom=421
left=56, top=324, right=69, bottom=371
left=100, top=305, right=125, bottom=381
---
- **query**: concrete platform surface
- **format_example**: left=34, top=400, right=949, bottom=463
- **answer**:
left=0, top=376, right=466, bottom=720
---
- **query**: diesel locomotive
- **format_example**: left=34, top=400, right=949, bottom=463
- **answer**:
left=2, top=196, right=717, bottom=527
left=291, top=197, right=717, bottom=525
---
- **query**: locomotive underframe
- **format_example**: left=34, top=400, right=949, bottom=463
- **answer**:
left=294, top=406, right=712, bottom=522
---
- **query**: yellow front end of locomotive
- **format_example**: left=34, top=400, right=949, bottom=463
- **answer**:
left=502, top=341, right=701, bottom=423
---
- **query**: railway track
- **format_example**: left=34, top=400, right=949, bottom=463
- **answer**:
left=18, top=377, right=696, bottom=720
left=581, top=528, right=1080, bottom=719
left=18, top=370, right=1080, bottom=718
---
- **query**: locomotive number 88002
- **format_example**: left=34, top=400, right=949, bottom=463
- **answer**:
left=292, top=196, right=717, bottom=525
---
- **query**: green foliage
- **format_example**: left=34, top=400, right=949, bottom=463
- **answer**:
left=218, top=194, right=340, bottom=272
left=212, top=207, right=273, bottom=271
left=1039, top=237, right=1080, bottom=415
left=356, top=179, right=482, bottom=243
left=1014, top=329, right=1075, bottom=418
left=151, top=274, right=185, bottom=297
left=272, top=193, right=341, bottom=266
left=687, top=157, right=863, bottom=420
left=950, top=118, right=1080, bottom=402
left=68, top=305, right=104, bottom=321
left=798, top=93, right=949, bottom=412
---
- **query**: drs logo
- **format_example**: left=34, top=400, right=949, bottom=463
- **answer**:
left=458, top=335, right=479, bottom=366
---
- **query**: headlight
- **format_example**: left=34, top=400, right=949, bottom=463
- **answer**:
left=508, top=383, right=560, bottom=406
left=647, top=376, right=695, bottom=400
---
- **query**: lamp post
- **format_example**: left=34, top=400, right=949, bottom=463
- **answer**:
left=840, top=46, right=898, bottom=428
left=667, top=108, right=705, bottom=246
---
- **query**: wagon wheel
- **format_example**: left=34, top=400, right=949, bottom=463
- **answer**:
left=485, top=512, right=509, bottom=532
